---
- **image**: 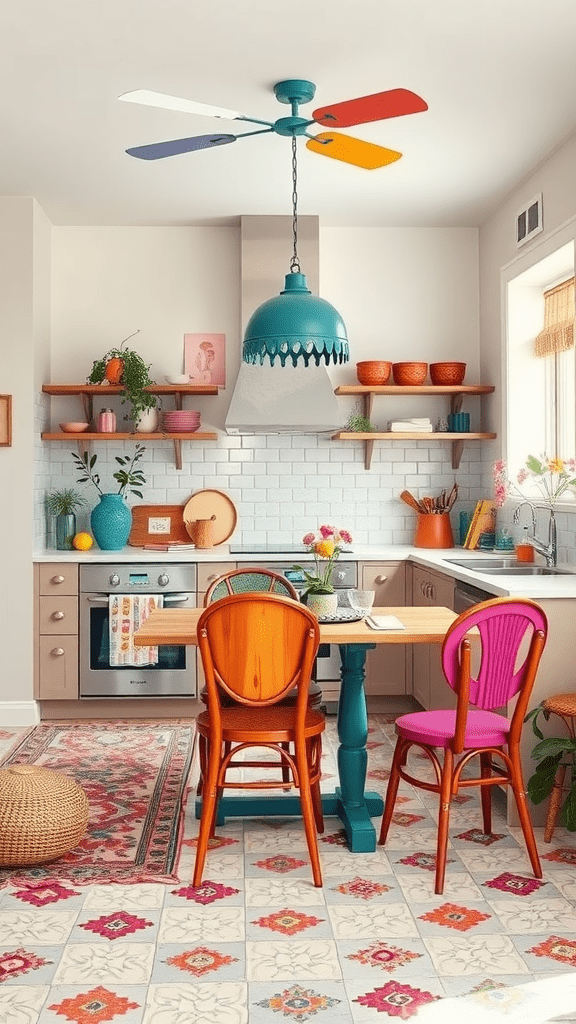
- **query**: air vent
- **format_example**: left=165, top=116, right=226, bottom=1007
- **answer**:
left=516, top=193, right=543, bottom=247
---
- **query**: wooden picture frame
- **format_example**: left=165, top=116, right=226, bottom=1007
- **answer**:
left=0, top=395, right=12, bottom=447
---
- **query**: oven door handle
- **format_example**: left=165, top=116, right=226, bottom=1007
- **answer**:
left=86, top=593, right=191, bottom=604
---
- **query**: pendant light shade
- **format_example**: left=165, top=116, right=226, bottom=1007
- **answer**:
left=243, top=272, right=349, bottom=367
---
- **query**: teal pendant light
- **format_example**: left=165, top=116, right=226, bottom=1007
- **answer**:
left=243, top=94, right=349, bottom=368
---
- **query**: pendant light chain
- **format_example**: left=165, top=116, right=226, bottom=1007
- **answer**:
left=290, top=134, right=300, bottom=274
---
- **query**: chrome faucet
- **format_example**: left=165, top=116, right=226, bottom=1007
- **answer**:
left=513, top=502, right=557, bottom=567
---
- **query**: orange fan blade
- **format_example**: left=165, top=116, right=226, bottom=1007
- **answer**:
left=313, top=89, right=428, bottom=128
left=306, top=133, right=402, bottom=170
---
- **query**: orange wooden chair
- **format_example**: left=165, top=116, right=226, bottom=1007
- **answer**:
left=194, top=592, right=325, bottom=887
left=379, top=597, right=548, bottom=894
left=197, top=568, right=323, bottom=794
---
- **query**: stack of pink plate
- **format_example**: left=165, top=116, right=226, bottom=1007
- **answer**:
left=161, top=409, right=201, bottom=433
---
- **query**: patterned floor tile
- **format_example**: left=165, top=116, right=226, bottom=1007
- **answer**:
left=415, top=901, right=499, bottom=935
left=244, top=877, right=326, bottom=907
left=82, top=885, right=166, bottom=911
left=424, top=933, right=530, bottom=977
left=394, top=871, right=485, bottom=903
left=246, top=939, right=342, bottom=981
left=39, top=985, right=146, bottom=1024
left=511, top=933, right=576, bottom=973
left=337, top=937, right=436, bottom=980
left=320, top=851, right=393, bottom=877
left=344, top=975, right=446, bottom=1022
left=0, top=986, right=50, bottom=1024
left=243, top=829, right=310, bottom=852
left=151, top=942, right=245, bottom=983
left=52, top=943, right=155, bottom=985
left=249, top=980, right=353, bottom=1023
left=158, top=906, right=245, bottom=944
left=328, top=903, right=419, bottom=940
left=488, top=897, right=576, bottom=934
left=70, top=910, right=159, bottom=943
left=246, top=907, right=332, bottom=941
left=143, top=981, right=248, bottom=1024
left=0, top=911, right=77, bottom=946
left=325, top=876, right=400, bottom=905
left=0, top=946, right=62, bottom=986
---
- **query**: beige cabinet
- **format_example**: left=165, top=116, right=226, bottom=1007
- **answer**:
left=360, top=562, right=406, bottom=695
left=34, top=564, right=79, bottom=699
left=410, top=565, right=455, bottom=711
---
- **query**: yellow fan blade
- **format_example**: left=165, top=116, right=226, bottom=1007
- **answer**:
left=306, top=132, right=402, bottom=169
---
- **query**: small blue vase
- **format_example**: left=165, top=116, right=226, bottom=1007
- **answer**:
left=90, top=493, right=132, bottom=551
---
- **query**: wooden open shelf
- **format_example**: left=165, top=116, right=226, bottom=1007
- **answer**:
left=333, top=384, right=496, bottom=469
left=41, top=384, right=219, bottom=470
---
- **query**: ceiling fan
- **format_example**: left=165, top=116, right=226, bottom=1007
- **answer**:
left=118, top=79, right=428, bottom=170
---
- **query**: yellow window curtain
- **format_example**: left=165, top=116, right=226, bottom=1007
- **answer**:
left=534, top=277, right=575, bottom=357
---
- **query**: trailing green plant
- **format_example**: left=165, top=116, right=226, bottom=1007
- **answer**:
left=87, top=330, right=158, bottom=423
left=72, top=444, right=147, bottom=500
left=525, top=702, right=576, bottom=831
left=45, top=488, right=87, bottom=516
left=346, top=412, right=376, bottom=433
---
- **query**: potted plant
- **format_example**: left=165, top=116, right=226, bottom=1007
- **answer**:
left=525, top=701, right=576, bottom=831
left=346, top=412, right=376, bottom=433
left=292, top=525, right=353, bottom=617
left=87, top=330, right=159, bottom=427
left=71, top=444, right=146, bottom=550
left=45, top=488, right=87, bottom=550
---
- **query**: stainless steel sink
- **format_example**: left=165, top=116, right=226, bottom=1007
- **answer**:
left=471, top=566, right=573, bottom=576
left=446, top=558, right=521, bottom=569
left=445, top=558, right=574, bottom=576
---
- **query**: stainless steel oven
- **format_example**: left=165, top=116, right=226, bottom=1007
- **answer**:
left=79, top=563, right=197, bottom=698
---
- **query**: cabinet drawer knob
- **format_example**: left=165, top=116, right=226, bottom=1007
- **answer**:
left=375, top=575, right=388, bottom=584
left=51, top=648, right=65, bottom=657
left=51, top=575, right=66, bottom=585
left=51, top=611, right=65, bottom=620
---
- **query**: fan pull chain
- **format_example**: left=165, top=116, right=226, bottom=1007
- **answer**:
left=290, top=134, right=300, bottom=274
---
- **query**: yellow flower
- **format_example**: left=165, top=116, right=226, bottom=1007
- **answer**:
left=314, top=539, right=335, bottom=558
left=548, top=458, right=564, bottom=474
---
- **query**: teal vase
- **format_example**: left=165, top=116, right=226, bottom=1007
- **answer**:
left=90, top=493, right=132, bottom=551
left=55, top=513, right=76, bottom=550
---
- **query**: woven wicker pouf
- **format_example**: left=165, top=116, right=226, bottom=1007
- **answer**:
left=0, top=765, right=89, bottom=867
left=541, top=693, right=576, bottom=843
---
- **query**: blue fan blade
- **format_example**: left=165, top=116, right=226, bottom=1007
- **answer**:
left=126, top=134, right=236, bottom=160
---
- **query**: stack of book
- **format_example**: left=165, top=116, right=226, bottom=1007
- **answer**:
left=387, top=418, right=433, bottom=432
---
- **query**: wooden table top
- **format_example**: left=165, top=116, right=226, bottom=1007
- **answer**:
left=133, top=606, right=458, bottom=647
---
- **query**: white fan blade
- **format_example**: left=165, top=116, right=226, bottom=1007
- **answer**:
left=118, top=89, right=244, bottom=120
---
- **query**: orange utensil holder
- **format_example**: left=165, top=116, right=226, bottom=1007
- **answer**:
left=413, top=513, right=454, bottom=549
left=191, top=517, right=215, bottom=549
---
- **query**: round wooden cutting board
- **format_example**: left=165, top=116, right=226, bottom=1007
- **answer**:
left=183, top=489, right=238, bottom=546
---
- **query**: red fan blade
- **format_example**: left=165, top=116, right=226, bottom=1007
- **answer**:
left=313, top=89, right=427, bottom=128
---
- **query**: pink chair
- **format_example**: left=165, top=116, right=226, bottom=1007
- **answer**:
left=379, top=596, right=548, bottom=893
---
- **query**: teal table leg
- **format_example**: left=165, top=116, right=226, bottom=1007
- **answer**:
left=335, top=642, right=383, bottom=852
left=195, top=641, right=384, bottom=838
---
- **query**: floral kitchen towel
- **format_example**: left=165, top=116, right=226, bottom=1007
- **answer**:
left=109, top=594, right=164, bottom=666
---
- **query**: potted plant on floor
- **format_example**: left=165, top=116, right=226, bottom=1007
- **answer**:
left=525, top=701, right=576, bottom=831
left=71, top=444, right=147, bottom=550
left=87, top=330, right=159, bottom=429
left=45, top=488, right=87, bottom=550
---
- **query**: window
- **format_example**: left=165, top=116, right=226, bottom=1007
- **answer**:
left=506, top=240, right=576, bottom=488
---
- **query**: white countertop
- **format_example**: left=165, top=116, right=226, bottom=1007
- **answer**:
left=33, top=544, right=576, bottom=599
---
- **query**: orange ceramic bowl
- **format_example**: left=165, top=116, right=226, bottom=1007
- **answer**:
left=356, top=360, right=392, bottom=386
left=430, top=362, right=467, bottom=386
left=392, top=362, right=428, bottom=386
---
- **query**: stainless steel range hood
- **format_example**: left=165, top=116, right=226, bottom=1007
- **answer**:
left=225, top=215, right=343, bottom=435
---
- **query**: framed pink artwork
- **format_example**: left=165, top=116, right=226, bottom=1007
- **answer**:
left=184, top=333, right=226, bottom=388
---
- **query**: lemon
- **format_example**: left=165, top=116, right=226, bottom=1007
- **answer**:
left=73, top=532, right=94, bottom=551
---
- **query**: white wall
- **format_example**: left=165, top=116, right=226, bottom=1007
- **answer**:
left=0, top=198, right=50, bottom=722
left=43, top=223, right=483, bottom=548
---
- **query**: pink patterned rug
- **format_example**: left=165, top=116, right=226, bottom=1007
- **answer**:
left=0, top=720, right=195, bottom=888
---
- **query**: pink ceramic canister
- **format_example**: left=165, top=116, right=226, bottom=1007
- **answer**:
left=97, top=408, right=116, bottom=432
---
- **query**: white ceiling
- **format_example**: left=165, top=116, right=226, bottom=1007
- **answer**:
left=3, top=0, right=576, bottom=228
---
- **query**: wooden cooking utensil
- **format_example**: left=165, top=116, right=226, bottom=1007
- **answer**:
left=400, top=490, right=423, bottom=513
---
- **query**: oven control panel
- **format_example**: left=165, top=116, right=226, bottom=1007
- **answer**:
left=80, top=563, right=197, bottom=594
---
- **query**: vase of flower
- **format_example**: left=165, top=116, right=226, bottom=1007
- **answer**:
left=293, top=525, right=353, bottom=617
left=45, top=488, right=87, bottom=550
left=90, top=493, right=132, bottom=551
left=305, top=592, right=339, bottom=617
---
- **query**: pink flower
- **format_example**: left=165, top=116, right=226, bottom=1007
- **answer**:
left=319, top=525, right=335, bottom=538
left=339, top=529, right=353, bottom=544
left=517, top=468, right=529, bottom=484
left=302, top=532, right=315, bottom=546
